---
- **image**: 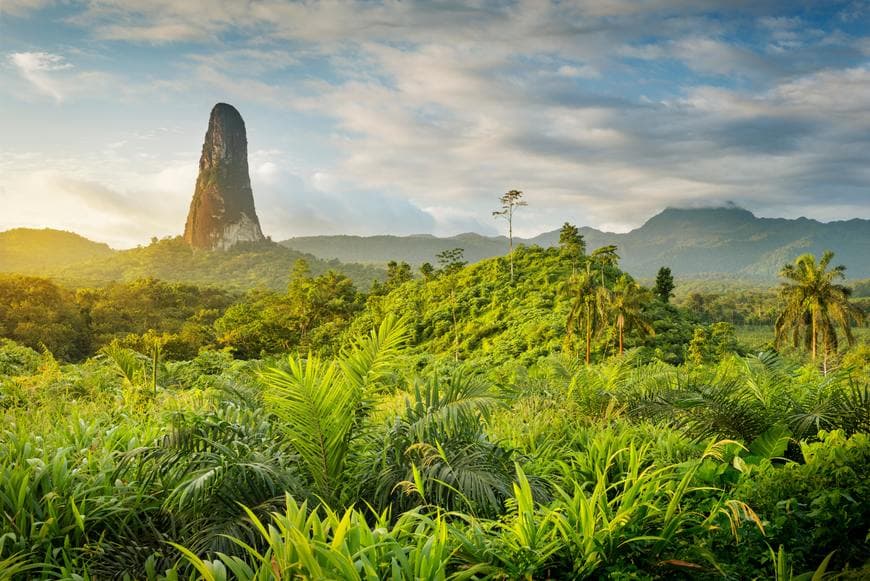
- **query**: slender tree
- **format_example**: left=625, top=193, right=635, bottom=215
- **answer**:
left=436, top=248, right=466, bottom=359
left=654, top=267, right=675, bottom=303
left=492, top=190, right=527, bottom=283
left=386, top=260, right=413, bottom=289
left=566, top=263, right=610, bottom=364
left=419, top=262, right=435, bottom=281
left=558, top=222, right=586, bottom=275
left=436, top=248, right=467, bottom=275
left=609, top=275, right=656, bottom=355
left=774, top=251, right=865, bottom=367
left=590, top=245, right=620, bottom=287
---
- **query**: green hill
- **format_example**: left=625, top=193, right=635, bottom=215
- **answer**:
left=0, top=232, right=384, bottom=291
left=0, top=228, right=114, bottom=273
left=282, top=206, right=870, bottom=280
left=342, top=245, right=693, bottom=365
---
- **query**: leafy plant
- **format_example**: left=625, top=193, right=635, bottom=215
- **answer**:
left=261, top=315, right=408, bottom=506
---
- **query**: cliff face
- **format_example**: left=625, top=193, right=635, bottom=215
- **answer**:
left=183, top=103, right=265, bottom=250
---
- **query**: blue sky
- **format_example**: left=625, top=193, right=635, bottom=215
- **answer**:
left=1, top=0, right=869, bottom=248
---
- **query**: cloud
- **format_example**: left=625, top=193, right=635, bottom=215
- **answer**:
left=0, top=0, right=52, bottom=17
left=246, top=150, right=441, bottom=238
left=8, top=52, right=72, bottom=101
left=5, top=51, right=126, bottom=103
left=2, top=0, right=869, bottom=244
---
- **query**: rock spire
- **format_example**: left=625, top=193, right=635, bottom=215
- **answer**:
left=183, top=103, right=265, bottom=250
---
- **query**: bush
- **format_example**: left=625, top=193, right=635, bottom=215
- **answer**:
left=738, top=430, right=870, bottom=571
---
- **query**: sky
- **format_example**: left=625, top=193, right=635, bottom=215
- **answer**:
left=1, top=1, right=869, bottom=248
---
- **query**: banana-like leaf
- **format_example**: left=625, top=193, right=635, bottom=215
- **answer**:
left=748, top=424, right=791, bottom=461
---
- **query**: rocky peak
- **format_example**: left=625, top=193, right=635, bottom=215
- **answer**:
left=183, top=103, right=266, bottom=250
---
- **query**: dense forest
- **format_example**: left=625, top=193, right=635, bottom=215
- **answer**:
left=0, top=230, right=384, bottom=291
left=0, top=233, right=868, bottom=579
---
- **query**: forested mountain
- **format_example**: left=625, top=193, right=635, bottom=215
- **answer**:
left=0, top=228, right=114, bottom=273
left=3, top=206, right=867, bottom=288
left=282, top=206, right=870, bottom=279
left=0, top=232, right=384, bottom=290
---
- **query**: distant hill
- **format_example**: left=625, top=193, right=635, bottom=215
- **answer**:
left=3, top=207, right=867, bottom=287
left=282, top=207, right=870, bottom=280
left=0, top=232, right=384, bottom=290
left=0, top=228, right=114, bottom=273
left=281, top=233, right=509, bottom=266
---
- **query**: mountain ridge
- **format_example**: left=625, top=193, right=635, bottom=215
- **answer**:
left=1, top=206, right=867, bottom=284
left=280, top=206, right=870, bottom=279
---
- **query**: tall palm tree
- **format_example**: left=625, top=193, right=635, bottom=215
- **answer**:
left=566, top=264, right=611, bottom=365
left=774, top=251, right=865, bottom=364
left=609, top=275, right=656, bottom=355
left=590, top=245, right=620, bottom=287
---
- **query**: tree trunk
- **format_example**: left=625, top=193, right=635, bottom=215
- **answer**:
left=451, top=288, right=459, bottom=361
left=811, top=313, right=817, bottom=360
left=823, top=344, right=828, bottom=376
left=509, top=209, right=514, bottom=283
left=585, top=313, right=592, bottom=365
left=619, top=325, right=624, bottom=356
left=152, top=344, right=159, bottom=396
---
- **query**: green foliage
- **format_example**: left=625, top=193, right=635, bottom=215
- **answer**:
left=677, top=286, right=780, bottom=326
left=79, top=277, right=235, bottom=360
left=565, top=266, right=610, bottom=364
left=0, top=340, right=41, bottom=376
left=610, top=275, right=656, bottom=355
left=688, top=322, right=739, bottom=364
left=653, top=266, right=675, bottom=303
left=775, top=251, right=866, bottom=361
left=52, top=236, right=384, bottom=291
left=435, top=248, right=467, bottom=275
left=1, top=241, right=869, bottom=579
left=739, top=431, right=870, bottom=572
left=260, top=315, right=408, bottom=505
left=176, top=495, right=457, bottom=580
left=558, top=222, right=585, bottom=275
left=371, top=368, right=517, bottom=517
left=215, top=264, right=362, bottom=358
left=0, top=228, right=113, bottom=274
left=0, top=275, right=89, bottom=360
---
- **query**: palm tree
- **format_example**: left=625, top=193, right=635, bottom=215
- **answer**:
left=566, top=264, right=610, bottom=365
left=371, top=368, right=518, bottom=517
left=260, top=315, right=408, bottom=506
left=590, top=245, right=620, bottom=287
left=774, top=251, right=865, bottom=365
left=609, top=275, right=655, bottom=355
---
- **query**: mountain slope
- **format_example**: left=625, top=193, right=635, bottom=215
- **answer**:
left=281, top=233, right=509, bottom=265
left=0, top=232, right=384, bottom=290
left=281, top=207, right=870, bottom=280
left=0, top=228, right=114, bottom=273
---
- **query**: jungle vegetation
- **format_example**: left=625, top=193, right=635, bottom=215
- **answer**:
left=0, top=241, right=867, bottom=580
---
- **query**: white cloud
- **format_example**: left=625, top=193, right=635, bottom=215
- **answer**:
left=2, top=1, right=869, bottom=244
left=8, top=52, right=72, bottom=101
left=0, top=0, right=52, bottom=17
left=556, top=64, right=600, bottom=79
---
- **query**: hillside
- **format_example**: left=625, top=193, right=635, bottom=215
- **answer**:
left=0, top=232, right=384, bottom=290
left=282, top=233, right=509, bottom=266
left=0, top=228, right=114, bottom=273
left=282, top=207, right=870, bottom=280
